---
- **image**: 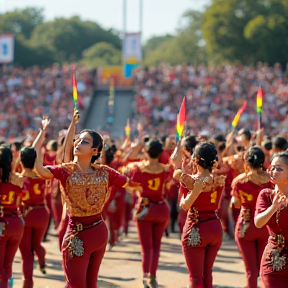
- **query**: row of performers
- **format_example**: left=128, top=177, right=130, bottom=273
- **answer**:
left=0, top=110, right=288, bottom=288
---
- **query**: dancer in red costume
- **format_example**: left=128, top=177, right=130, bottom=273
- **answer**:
left=255, top=151, right=288, bottom=288
left=43, top=140, right=58, bottom=241
left=130, top=140, right=171, bottom=288
left=232, top=146, right=272, bottom=288
left=19, top=147, right=50, bottom=288
left=33, top=111, right=140, bottom=288
left=174, top=135, right=198, bottom=236
left=173, top=142, right=225, bottom=288
left=0, top=146, right=24, bottom=288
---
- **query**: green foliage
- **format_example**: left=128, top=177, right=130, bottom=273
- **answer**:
left=0, top=8, right=44, bottom=39
left=143, top=10, right=206, bottom=66
left=80, top=42, right=121, bottom=67
left=202, top=0, right=288, bottom=65
left=2, top=2, right=288, bottom=67
left=0, top=8, right=121, bottom=67
left=30, top=16, right=121, bottom=62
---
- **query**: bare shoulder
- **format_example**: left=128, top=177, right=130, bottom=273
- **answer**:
left=10, top=173, right=24, bottom=188
left=231, top=173, right=248, bottom=187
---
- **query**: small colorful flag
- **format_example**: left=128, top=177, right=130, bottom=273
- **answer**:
left=256, top=87, right=263, bottom=114
left=176, top=97, right=186, bottom=141
left=72, top=72, right=78, bottom=108
left=231, top=101, right=247, bottom=128
left=125, top=119, right=131, bottom=138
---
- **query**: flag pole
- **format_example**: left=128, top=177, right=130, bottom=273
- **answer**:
left=258, top=113, right=261, bottom=130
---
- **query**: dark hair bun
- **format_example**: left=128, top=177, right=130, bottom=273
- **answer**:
left=246, top=146, right=265, bottom=169
left=183, top=135, right=198, bottom=154
left=193, top=142, right=218, bottom=172
left=147, top=140, right=163, bottom=159
left=20, top=147, right=37, bottom=169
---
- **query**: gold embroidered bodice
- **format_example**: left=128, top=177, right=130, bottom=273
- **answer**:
left=59, top=163, right=110, bottom=217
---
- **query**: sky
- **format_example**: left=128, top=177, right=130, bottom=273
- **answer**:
left=0, top=0, right=209, bottom=42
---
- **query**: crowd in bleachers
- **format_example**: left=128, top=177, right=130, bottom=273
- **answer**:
left=1, top=63, right=288, bottom=142
left=0, top=64, right=95, bottom=142
left=133, top=63, right=288, bottom=137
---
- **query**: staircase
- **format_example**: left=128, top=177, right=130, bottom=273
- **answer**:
left=83, top=88, right=134, bottom=138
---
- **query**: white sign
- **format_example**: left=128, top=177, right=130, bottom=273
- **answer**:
left=122, top=33, right=142, bottom=63
left=0, top=34, right=14, bottom=63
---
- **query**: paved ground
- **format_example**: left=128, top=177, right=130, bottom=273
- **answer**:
left=11, top=224, right=252, bottom=288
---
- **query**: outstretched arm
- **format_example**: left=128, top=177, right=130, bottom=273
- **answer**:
left=32, top=118, right=54, bottom=179
left=62, top=108, right=80, bottom=163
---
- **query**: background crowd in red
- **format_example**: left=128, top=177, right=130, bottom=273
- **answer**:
left=1, top=62, right=288, bottom=142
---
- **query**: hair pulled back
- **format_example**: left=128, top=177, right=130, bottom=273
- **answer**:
left=193, top=142, right=218, bottom=172
left=272, top=150, right=288, bottom=166
left=146, top=140, right=163, bottom=159
left=21, top=147, right=37, bottom=169
left=0, top=146, right=13, bottom=183
left=182, top=135, right=198, bottom=155
left=245, top=146, right=265, bottom=169
left=80, top=129, right=103, bottom=162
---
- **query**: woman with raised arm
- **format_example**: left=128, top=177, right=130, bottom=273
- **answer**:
left=255, top=151, right=288, bottom=288
left=173, top=142, right=225, bottom=288
left=172, top=135, right=198, bottom=236
left=0, top=146, right=24, bottom=288
left=18, top=147, right=49, bottom=288
left=130, top=139, right=171, bottom=288
left=33, top=110, right=140, bottom=288
left=231, top=146, right=272, bottom=288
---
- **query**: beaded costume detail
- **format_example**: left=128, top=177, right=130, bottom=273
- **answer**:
left=59, top=163, right=110, bottom=217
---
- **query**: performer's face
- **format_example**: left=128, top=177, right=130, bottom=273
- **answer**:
left=269, top=156, right=288, bottom=184
left=74, top=132, right=96, bottom=157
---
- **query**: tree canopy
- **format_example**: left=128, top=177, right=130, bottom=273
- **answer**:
left=202, top=0, right=288, bottom=65
left=0, top=8, right=121, bottom=67
left=1, top=2, right=288, bottom=68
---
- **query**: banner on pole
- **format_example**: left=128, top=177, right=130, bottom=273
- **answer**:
left=0, top=34, right=14, bottom=64
left=122, top=33, right=141, bottom=78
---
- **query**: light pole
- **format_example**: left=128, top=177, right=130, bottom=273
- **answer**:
left=123, top=0, right=127, bottom=38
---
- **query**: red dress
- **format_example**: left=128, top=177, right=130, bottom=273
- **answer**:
left=0, top=174, right=24, bottom=286
left=255, top=189, right=288, bottom=288
left=131, top=164, right=171, bottom=277
left=180, top=174, right=225, bottom=288
left=47, top=162, right=128, bottom=288
left=19, top=177, right=50, bottom=288
left=232, top=177, right=272, bottom=288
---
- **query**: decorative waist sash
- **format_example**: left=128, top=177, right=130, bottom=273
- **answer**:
left=187, top=207, right=219, bottom=247
left=239, top=208, right=251, bottom=238
left=63, top=214, right=103, bottom=258
left=267, top=233, right=288, bottom=272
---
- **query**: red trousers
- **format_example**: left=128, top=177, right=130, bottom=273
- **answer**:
left=51, top=192, right=63, bottom=230
left=218, top=195, right=231, bottom=234
left=107, top=191, right=125, bottom=246
left=136, top=202, right=169, bottom=277
left=19, top=206, right=50, bottom=288
left=182, top=219, right=222, bottom=288
left=62, top=215, right=108, bottom=288
left=235, top=216, right=268, bottom=288
left=58, top=213, right=69, bottom=251
left=178, top=209, right=187, bottom=235
left=123, top=201, right=133, bottom=235
left=0, top=217, right=24, bottom=288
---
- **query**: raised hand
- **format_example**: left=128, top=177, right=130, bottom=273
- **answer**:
left=73, top=108, right=80, bottom=124
left=170, top=141, right=183, bottom=169
left=42, top=116, right=50, bottom=131
left=272, top=192, right=287, bottom=210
